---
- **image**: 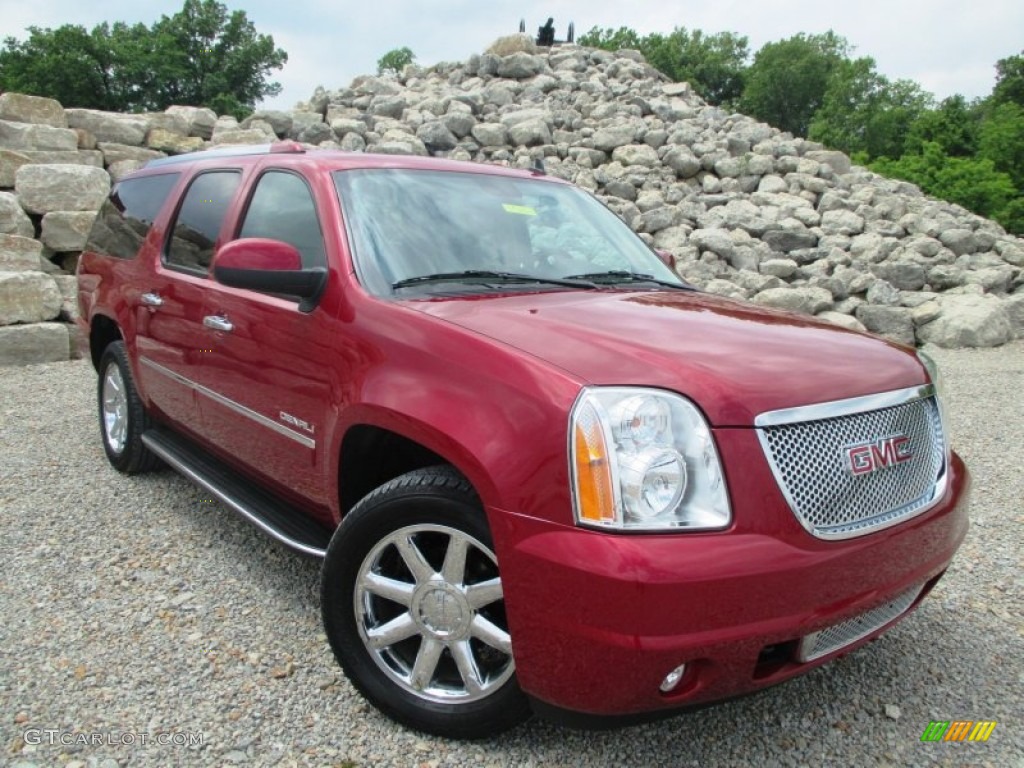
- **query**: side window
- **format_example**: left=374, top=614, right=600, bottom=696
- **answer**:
left=165, top=171, right=241, bottom=273
left=238, top=171, right=326, bottom=269
left=84, top=173, right=180, bottom=260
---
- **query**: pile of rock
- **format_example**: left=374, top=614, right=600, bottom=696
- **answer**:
left=2, top=39, right=1022, bottom=365
left=296, top=37, right=1023, bottom=348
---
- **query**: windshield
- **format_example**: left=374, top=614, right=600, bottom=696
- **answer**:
left=333, top=168, right=684, bottom=296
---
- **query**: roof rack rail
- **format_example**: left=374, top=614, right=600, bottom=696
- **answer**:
left=143, top=140, right=306, bottom=169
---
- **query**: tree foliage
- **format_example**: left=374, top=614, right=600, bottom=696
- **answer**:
left=739, top=31, right=850, bottom=137
left=377, top=47, right=415, bottom=75
left=809, top=57, right=932, bottom=159
left=871, top=142, right=1018, bottom=229
left=579, top=26, right=748, bottom=106
left=992, top=50, right=1024, bottom=108
left=904, top=95, right=981, bottom=157
left=0, top=0, right=286, bottom=119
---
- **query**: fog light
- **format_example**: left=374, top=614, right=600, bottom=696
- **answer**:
left=659, top=663, right=687, bottom=693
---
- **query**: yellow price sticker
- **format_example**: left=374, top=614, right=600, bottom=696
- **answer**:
left=502, top=203, right=537, bottom=216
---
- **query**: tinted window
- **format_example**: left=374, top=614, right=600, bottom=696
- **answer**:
left=238, top=171, right=326, bottom=268
left=165, top=171, right=241, bottom=272
left=83, top=173, right=179, bottom=259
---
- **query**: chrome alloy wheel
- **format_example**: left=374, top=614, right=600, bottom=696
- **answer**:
left=354, top=524, right=514, bottom=703
left=101, top=362, right=128, bottom=454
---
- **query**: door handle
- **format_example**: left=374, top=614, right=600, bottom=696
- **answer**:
left=141, top=292, right=163, bottom=307
left=203, top=315, right=234, bottom=333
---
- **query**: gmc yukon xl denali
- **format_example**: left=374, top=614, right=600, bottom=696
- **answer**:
left=77, top=142, right=970, bottom=738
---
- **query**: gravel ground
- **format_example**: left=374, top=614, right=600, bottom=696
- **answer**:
left=1, top=345, right=1021, bottom=768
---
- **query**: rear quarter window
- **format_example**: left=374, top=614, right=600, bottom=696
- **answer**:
left=83, top=173, right=180, bottom=260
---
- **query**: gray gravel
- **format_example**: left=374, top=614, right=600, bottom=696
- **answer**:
left=1, top=346, right=1022, bottom=768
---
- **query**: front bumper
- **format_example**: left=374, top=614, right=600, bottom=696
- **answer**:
left=489, top=447, right=970, bottom=718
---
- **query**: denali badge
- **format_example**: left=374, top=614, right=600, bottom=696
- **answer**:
left=280, top=411, right=315, bottom=434
left=844, top=435, right=912, bottom=475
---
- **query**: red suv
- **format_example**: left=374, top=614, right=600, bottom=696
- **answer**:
left=77, top=142, right=969, bottom=738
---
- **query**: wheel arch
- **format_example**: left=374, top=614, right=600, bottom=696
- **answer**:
left=336, top=419, right=498, bottom=523
left=88, top=313, right=123, bottom=372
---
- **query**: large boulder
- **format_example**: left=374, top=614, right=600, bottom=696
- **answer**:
left=507, top=118, right=551, bottom=147
left=65, top=109, right=150, bottom=145
left=0, top=234, right=43, bottom=272
left=753, top=286, right=833, bottom=315
left=0, top=272, right=62, bottom=324
left=97, top=142, right=165, bottom=166
left=496, top=53, right=542, bottom=79
left=0, top=192, right=34, bottom=237
left=41, top=211, right=98, bottom=252
left=916, top=294, right=1015, bottom=348
left=165, top=106, right=218, bottom=140
left=0, top=321, right=69, bottom=365
left=14, top=165, right=110, bottom=214
left=0, top=93, right=66, bottom=128
left=0, top=120, right=78, bottom=151
left=855, top=305, right=915, bottom=346
left=146, top=129, right=204, bottom=155
left=0, top=149, right=31, bottom=188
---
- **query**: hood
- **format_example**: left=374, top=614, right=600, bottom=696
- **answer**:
left=409, top=290, right=928, bottom=426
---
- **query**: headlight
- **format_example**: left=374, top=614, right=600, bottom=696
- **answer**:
left=916, top=349, right=951, bottom=460
left=569, top=387, right=731, bottom=531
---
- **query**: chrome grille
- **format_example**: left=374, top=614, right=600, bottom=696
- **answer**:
left=797, top=583, right=923, bottom=662
left=757, top=388, right=946, bottom=540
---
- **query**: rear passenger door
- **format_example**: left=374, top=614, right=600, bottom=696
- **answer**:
left=195, top=169, right=336, bottom=508
left=134, top=170, right=241, bottom=430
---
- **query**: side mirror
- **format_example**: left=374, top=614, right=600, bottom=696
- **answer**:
left=213, top=238, right=326, bottom=311
left=654, top=248, right=677, bottom=270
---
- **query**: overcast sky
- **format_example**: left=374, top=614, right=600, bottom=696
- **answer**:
left=3, top=0, right=1022, bottom=111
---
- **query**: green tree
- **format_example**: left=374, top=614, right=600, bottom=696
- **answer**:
left=904, top=95, right=981, bottom=157
left=991, top=50, right=1024, bottom=107
left=377, top=46, right=415, bottom=75
left=0, top=24, right=120, bottom=110
left=870, top=142, right=1018, bottom=230
left=147, top=0, right=287, bottom=118
left=0, top=0, right=286, bottom=118
left=579, top=26, right=748, bottom=106
left=577, top=26, right=642, bottom=51
left=978, top=102, right=1024, bottom=189
left=643, top=28, right=748, bottom=106
left=809, top=57, right=931, bottom=159
left=740, top=31, right=850, bottom=137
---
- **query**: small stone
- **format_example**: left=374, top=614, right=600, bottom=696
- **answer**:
left=884, top=704, right=901, bottom=720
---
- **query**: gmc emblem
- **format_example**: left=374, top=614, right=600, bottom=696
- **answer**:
left=844, top=435, right=912, bottom=475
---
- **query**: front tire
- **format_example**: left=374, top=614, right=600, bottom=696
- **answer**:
left=97, top=341, right=160, bottom=474
left=321, top=466, right=530, bottom=738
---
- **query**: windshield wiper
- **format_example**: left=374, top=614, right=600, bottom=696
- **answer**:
left=561, top=271, right=696, bottom=291
left=392, top=270, right=599, bottom=291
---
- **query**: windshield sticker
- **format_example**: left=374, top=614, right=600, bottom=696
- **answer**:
left=502, top=203, right=537, bottom=216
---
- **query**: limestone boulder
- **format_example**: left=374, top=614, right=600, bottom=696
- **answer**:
left=0, top=322, right=69, bottom=365
left=41, top=211, right=98, bottom=252
left=916, top=294, right=1015, bottom=348
left=0, top=272, right=62, bottom=324
left=65, top=109, right=150, bottom=145
left=15, top=165, right=110, bottom=214
left=0, top=93, right=65, bottom=127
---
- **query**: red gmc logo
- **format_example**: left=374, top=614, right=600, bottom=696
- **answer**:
left=844, top=435, right=912, bottom=475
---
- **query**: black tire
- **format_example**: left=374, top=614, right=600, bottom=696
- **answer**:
left=97, top=341, right=160, bottom=474
left=321, top=466, right=530, bottom=738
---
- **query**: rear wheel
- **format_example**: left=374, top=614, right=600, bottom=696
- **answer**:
left=321, top=466, right=530, bottom=738
left=98, top=341, right=160, bottom=474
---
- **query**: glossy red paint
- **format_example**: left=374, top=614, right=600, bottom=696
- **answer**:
left=413, top=290, right=928, bottom=426
left=213, top=237, right=302, bottom=271
left=491, top=451, right=969, bottom=714
left=78, top=148, right=970, bottom=722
